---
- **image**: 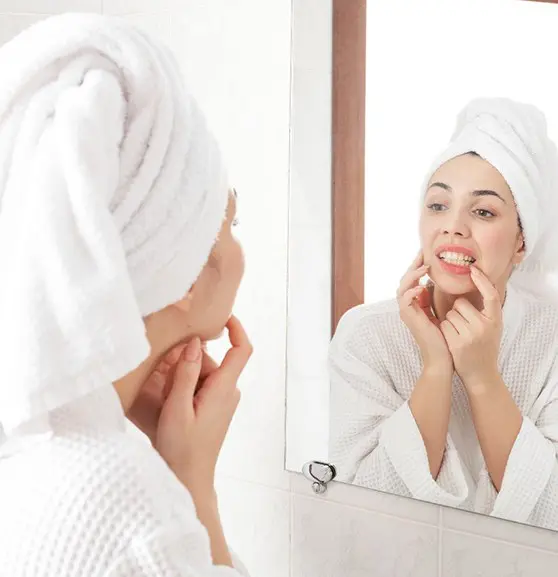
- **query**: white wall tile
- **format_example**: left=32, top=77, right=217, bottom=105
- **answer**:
left=0, top=0, right=101, bottom=13
left=158, top=0, right=292, bottom=491
left=0, top=13, right=44, bottom=44
left=442, top=506, right=558, bottom=554
left=118, top=11, right=171, bottom=43
left=291, top=495, right=439, bottom=577
left=290, top=473, right=440, bottom=526
left=442, top=530, right=558, bottom=577
left=102, top=0, right=173, bottom=15
left=215, top=476, right=290, bottom=577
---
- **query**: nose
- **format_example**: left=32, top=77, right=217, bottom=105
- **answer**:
left=441, top=208, right=470, bottom=238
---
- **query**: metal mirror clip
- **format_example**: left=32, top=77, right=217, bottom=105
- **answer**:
left=302, top=461, right=337, bottom=495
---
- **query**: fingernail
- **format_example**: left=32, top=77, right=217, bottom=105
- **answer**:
left=184, top=337, right=201, bottom=362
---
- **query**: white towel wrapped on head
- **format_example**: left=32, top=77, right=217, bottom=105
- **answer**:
left=0, top=13, right=229, bottom=433
left=422, top=97, right=558, bottom=299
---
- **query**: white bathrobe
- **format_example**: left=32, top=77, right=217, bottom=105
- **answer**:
left=0, top=385, right=249, bottom=577
left=329, top=283, right=558, bottom=530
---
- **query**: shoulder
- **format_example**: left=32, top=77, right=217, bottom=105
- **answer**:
left=333, top=299, right=400, bottom=339
left=512, top=286, right=558, bottom=335
left=330, top=298, right=412, bottom=363
left=55, top=427, right=200, bottom=537
left=0, top=425, right=206, bottom=576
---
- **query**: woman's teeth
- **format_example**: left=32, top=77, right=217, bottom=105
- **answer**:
left=438, top=251, right=475, bottom=266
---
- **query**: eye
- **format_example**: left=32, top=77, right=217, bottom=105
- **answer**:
left=474, top=209, right=495, bottom=218
left=427, top=203, right=446, bottom=212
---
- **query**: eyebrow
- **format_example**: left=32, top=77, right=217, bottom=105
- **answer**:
left=231, top=188, right=238, bottom=217
left=427, top=182, right=507, bottom=204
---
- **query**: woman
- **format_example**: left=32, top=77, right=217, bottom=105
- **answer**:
left=0, top=13, right=252, bottom=577
left=329, top=97, right=558, bottom=530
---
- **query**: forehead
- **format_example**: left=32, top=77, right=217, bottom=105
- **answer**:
left=428, top=154, right=513, bottom=201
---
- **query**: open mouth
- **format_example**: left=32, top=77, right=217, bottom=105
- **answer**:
left=437, top=251, right=476, bottom=267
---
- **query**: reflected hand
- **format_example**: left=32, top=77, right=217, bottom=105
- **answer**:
left=440, top=266, right=502, bottom=390
left=397, top=250, right=453, bottom=373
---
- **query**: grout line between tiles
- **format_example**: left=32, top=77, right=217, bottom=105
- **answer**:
left=289, top=491, right=294, bottom=577
left=294, top=494, right=440, bottom=529
left=438, top=507, right=443, bottom=577
left=443, top=527, right=558, bottom=556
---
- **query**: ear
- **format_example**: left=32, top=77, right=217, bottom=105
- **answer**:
left=512, top=231, right=526, bottom=265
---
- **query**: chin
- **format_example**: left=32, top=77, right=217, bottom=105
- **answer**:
left=200, top=315, right=231, bottom=342
left=430, top=271, right=474, bottom=296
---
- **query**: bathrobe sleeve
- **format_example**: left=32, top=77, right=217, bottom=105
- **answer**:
left=329, top=306, right=469, bottom=507
left=491, top=380, right=558, bottom=530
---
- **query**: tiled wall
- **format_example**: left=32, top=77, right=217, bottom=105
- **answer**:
left=2, top=1, right=558, bottom=575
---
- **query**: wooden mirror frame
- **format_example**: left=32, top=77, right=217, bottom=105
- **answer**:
left=331, top=0, right=558, bottom=334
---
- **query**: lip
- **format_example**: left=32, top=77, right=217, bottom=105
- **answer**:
left=434, top=244, right=476, bottom=276
left=435, top=244, right=476, bottom=259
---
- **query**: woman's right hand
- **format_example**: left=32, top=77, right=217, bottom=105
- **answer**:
left=154, top=315, right=253, bottom=497
left=397, top=251, right=453, bottom=374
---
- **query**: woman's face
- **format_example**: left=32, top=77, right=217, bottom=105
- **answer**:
left=419, top=153, right=525, bottom=295
left=183, top=189, right=244, bottom=341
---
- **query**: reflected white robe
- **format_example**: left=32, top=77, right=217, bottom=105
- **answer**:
left=329, top=283, right=558, bottom=530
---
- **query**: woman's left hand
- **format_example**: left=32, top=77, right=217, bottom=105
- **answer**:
left=440, top=266, right=503, bottom=389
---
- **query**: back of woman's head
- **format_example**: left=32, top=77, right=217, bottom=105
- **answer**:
left=0, top=13, right=230, bottom=433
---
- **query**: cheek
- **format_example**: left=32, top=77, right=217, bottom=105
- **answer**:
left=475, top=225, right=517, bottom=265
left=234, top=242, right=245, bottom=285
left=222, top=240, right=245, bottom=296
left=418, top=217, right=435, bottom=251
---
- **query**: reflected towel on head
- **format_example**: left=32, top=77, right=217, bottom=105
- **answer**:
left=422, top=97, right=558, bottom=300
left=0, top=13, right=229, bottom=434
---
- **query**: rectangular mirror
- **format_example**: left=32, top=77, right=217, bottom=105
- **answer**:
left=286, top=0, right=558, bottom=534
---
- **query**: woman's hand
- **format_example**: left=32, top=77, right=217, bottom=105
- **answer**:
left=127, top=342, right=218, bottom=445
left=155, top=315, right=253, bottom=494
left=398, top=250, right=453, bottom=374
left=127, top=342, right=186, bottom=445
left=440, top=266, right=502, bottom=390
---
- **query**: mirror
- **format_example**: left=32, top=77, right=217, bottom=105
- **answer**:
left=286, top=0, right=558, bottom=534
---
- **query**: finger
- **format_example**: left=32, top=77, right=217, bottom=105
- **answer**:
left=452, top=298, right=483, bottom=327
left=470, top=266, right=501, bottom=319
left=409, top=249, right=424, bottom=272
left=400, top=285, right=426, bottom=308
left=400, top=286, right=438, bottom=327
left=158, top=342, right=187, bottom=369
left=440, top=318, right=459, bottom=344
left=200, top=350, right=219, bottom=379
left=166, top=337, right=203, bottom=409
left=397, top=265, right=430, bottom=298
left=445, top=309, right=469, bottom=335
left=217, top=316, right=253, bottom=382
left=417, top=287, right=439, bottom=325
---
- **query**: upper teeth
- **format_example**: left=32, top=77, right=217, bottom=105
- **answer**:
left=439, top=251, right=475, bottom=265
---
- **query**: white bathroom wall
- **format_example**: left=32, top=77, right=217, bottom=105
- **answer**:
left=364, top=0, right=558, bottom=304
left=1, top=1, right=558, bottom=576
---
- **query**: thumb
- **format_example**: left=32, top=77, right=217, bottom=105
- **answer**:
left=164, top=337, right=203, bottom=413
